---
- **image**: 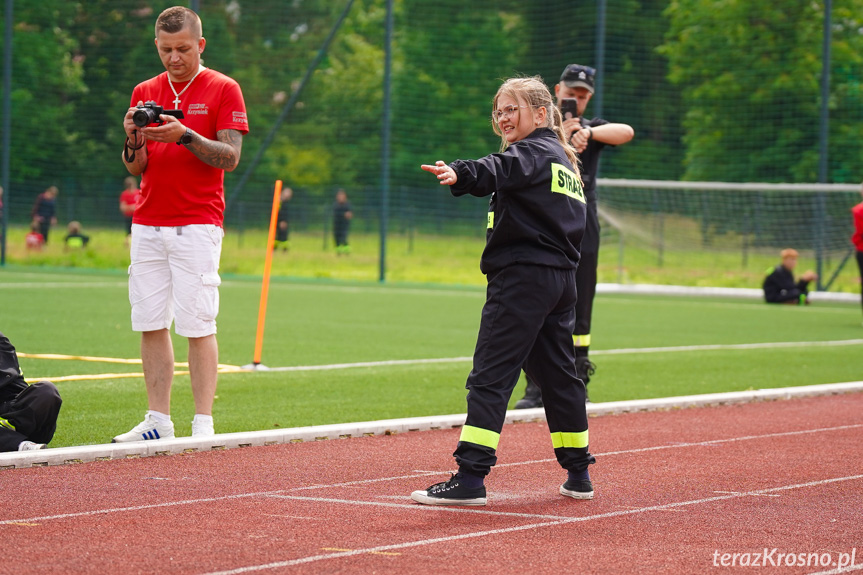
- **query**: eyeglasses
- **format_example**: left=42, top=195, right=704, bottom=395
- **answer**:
left=492, top=105, right=531, bottom=122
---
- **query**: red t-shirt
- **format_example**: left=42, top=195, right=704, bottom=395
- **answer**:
left=130, top=68, right=249, bottom=226
left=26, top=232, right=44, bottom=249
left=852, top=202, right=863, bottom=251
left=119, top=188, right=141, bottom=216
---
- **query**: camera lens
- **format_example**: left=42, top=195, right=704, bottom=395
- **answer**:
left=132, top=108, right=156, bottom=128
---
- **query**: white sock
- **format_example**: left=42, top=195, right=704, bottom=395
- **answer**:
left=147, top=410, right=171, bottom=424
left=192, top=414, right=214, bottom=426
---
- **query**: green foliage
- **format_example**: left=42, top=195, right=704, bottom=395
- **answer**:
left=3, top=0, right=863, bottom=237
left=661, top=0, right=863, bottom=182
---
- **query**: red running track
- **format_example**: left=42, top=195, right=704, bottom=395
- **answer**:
left=1, top=393, right=861, bottom=575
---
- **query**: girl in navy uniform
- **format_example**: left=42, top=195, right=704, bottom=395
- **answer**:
left=412, top=76, right=595, bottom=506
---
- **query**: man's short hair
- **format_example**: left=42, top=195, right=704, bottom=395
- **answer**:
left=156, top=6, right=202, bottom=38
left=780, top=248, right=799, bottom=259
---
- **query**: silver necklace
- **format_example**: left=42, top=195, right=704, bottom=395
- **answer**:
left=168, top=64, right=205, bottom=108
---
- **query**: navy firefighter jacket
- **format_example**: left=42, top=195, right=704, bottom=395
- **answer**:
left=448, top=128, right=587, bottom=275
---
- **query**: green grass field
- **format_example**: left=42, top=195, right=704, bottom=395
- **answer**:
left=4, top=224, right=861, bottom=292
left=1, top=265, right=861, bottom=448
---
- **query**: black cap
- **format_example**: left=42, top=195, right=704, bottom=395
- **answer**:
left=560, top=64, right=596, bottom=93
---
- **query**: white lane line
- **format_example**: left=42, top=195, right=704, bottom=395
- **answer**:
left=243, top=339, right=863, bottom=373
left=18, top=340, right=863, bottom=379
left=4, top=422, right=857, bottom=527
left=323, top=423, right=863, bottom=479
left=0, top=490, right=286, bottom=526
left=592, top=339, right=863, bottom=356
left=198, top=474, right=863, bottom=575
left=263, top=494, right=572, bottom=521
left=258, top=357, right=473, bottom=372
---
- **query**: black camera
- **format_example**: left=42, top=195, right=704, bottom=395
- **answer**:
left=132, top=101, right=184, bottom=128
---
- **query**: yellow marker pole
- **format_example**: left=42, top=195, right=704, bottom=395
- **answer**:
left=249, top=179, right=282, bottom=369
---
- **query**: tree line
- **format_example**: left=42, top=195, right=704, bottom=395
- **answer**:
left=1, top=0, right=862, bottom=227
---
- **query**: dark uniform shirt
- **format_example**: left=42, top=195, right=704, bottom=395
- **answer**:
left=0, top=332, right=27, bottom=405
left=31, top=193, right=56, bottom=221
left=763, top=264, right=810, bottom=303
left=448, top=128, right=586, bottom=275
left=576, top=117, right=610, bottom=206
left=333, top=201, right=352, bottom=234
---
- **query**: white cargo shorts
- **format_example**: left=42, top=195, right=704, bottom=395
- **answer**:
left=129, top=224, right=223, bottom=338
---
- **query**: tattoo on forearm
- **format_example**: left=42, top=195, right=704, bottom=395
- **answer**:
left=189, top=129, right=243, bottom=171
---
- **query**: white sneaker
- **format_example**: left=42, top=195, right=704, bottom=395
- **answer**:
left=112, top=414, right=175, bottom=443
left=191, top=419, right=214, bottom=438
left=18, top=441, right=46, bottom=451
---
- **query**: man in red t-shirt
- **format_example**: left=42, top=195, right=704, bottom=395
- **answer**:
left=852, top=183, right=863, bottom=319
left=119, top=176, right=141, bottom=243
left=115, top=6, right=249, bottom=443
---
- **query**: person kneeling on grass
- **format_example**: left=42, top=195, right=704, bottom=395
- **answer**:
left=763, top=248, right=818, bottom=305
left=411, top=76, right=595, bottom=507
left=0, top=331, right=62, bottom=452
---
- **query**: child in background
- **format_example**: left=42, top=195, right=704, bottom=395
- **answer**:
left=64, top=221, right=90, bottom=250
left=25, top=221, right=44, bottom=251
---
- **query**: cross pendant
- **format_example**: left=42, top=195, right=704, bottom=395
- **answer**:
left=172, top=96, right=181, bottom=108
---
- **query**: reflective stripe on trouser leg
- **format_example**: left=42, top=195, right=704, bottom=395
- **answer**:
left=0, top=416, right=15, bottom=431
left=550, top=430, right=589, bottom=449
left=455, top=266, right=560, bottom=477
left=522, top=271, right=595, bottom=474
left=573, top=334, right=591, bottom=347
left=459, top=425, right=501, bottom=450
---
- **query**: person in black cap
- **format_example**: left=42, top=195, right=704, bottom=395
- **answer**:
left=0, top=331, right=62, bottom=452
left=514, top=64, right=634, bottom=408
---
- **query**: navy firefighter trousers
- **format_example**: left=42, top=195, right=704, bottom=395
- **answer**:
left=454, top=264, right=595, bottom=477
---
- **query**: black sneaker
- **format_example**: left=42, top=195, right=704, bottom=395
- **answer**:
left=411, top=474, right=487, bottom=506
left=560, top=478, right=594, bottom=500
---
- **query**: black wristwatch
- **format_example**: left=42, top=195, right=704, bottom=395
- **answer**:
left=177, top=128, right=193, bottom=146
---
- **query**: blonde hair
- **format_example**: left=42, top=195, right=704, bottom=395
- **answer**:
left=491, top=76, right=581, bottom=179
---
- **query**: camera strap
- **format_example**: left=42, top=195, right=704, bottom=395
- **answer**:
left=123, top=131, right=146, bottom=163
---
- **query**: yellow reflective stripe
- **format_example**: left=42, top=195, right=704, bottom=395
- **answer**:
left=551, top=163, right=585, bottom=204
left=459, top=425, right=500, bottom=450
left=550, top=430, right=589, bottom=449
left=487, top=212, right=494, bottom=229
left=0, top=417, right=15, bottom=431
left=573, top=334, right=591, bottom=347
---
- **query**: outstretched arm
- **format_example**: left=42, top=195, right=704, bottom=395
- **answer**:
left=421, top=160, right=457, bottom=186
